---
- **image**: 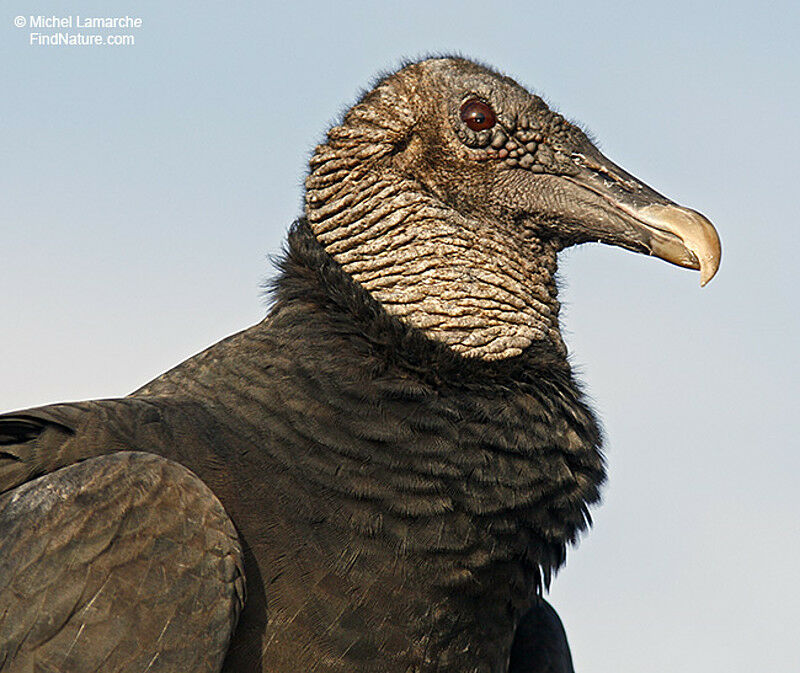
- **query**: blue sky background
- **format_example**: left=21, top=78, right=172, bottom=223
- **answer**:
left=2, top=2, right=798, bottom=671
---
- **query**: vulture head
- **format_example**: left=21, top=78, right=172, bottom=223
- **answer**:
left=306, top=57, right=721, bottom=360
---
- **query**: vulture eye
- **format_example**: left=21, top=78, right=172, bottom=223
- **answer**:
left=460, top=98, right=496, bottom=131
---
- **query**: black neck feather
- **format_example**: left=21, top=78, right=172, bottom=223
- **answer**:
left=265, top=219, right=605, bottom=590
left=270, top=219, right=570, bottom=388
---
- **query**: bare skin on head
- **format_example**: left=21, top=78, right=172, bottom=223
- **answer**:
left=306, top=57, right=721, bottom=360
left=0, top=57, right=723, bottom=673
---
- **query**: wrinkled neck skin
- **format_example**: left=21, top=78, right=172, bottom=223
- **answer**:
left=306, top=121, right=565, bottom=361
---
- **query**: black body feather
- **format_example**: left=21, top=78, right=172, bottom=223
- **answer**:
left=0, top=220, right=603, bottom=672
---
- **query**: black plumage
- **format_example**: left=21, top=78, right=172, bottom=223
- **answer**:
left=0, top=57, right=720, bottom=672
left=509, top=598, right=575, bottom=673
left=0, top=452, right=244, bottom=673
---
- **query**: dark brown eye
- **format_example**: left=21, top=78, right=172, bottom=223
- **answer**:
left=460, top=98, right=496, bottom=131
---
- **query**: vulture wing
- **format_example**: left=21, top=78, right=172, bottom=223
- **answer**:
left=1, top=56, right=721, bottom=672
left=0, top=411, right=245, bottom=673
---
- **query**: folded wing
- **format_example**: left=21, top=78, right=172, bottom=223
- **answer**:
left=0, top=444, right=245, bottom=673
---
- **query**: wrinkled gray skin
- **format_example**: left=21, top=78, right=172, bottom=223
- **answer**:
left=307, top=57, right=719, bottom=360
left=0, top=57, right=720, bottom=673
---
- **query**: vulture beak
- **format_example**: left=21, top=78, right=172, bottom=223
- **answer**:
left=561, top=149, right=722, bottom=286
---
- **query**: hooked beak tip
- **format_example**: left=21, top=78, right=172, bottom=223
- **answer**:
left=638, top=204, right=721, bottom=287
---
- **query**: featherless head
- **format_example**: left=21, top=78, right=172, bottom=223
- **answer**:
left=305, top=57, right=721, bottom=360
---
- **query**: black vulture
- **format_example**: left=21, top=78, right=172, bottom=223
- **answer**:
left=0, top=57, right=720, bottom=672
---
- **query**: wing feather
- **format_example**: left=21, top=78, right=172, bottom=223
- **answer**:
left=0, top=451, right=245, bottom=673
